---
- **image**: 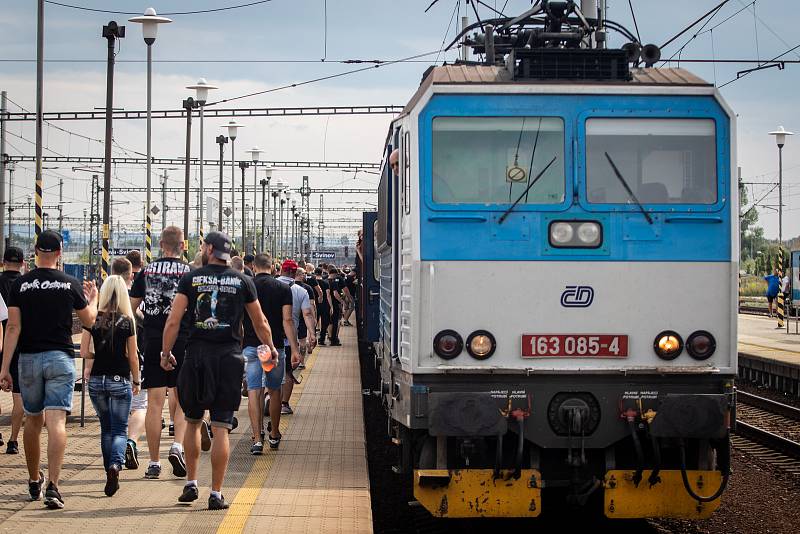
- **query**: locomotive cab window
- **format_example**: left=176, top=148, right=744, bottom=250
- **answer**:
left=586, top=118, right=717, bottom=205
left=431, top=116, right=565, bottom=205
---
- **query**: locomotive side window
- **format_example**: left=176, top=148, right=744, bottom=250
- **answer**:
left=586, top=118, right=717, bottom=205
left=431, top=116, right=565, bottom=205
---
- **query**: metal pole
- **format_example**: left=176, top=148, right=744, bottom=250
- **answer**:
left=182, top=97, right=194, bottom=261
left=101, top=21, right=124, bottom=280
left=778, top=143, right=783, bottom=248
left=271, top=191, right=277, bottom=257
left=0, top=91, right=7, bottom=257
left=216, top=135, right=226, bottom=230
left=145, top=43, right=153, bottom=263
left=239, top=161, right=248, bottom=251
left=35, top=0, right=44, bottom=250
left=252, top=165, right=257, bottom=254
left=161, top=170, right=167, bottom=230
left=57, top=178, right=63, bottom=233
left=260, top=178, right=266, bottom=252
left=230, top=137, right=236, bottom=240
left=198, top=105, right=204, bottom=244
left=7, top=165, right=13, bottom=247
left=279, top=198, right=284, bottom=259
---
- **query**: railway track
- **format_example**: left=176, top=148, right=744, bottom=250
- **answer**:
left=734, top=391, right=800, bottom=475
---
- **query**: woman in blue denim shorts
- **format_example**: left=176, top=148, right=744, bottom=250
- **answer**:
left=80, top=275, right=141, bottom=497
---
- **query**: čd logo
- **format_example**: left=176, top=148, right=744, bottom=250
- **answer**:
left=561, top=286, right=594, bottom=308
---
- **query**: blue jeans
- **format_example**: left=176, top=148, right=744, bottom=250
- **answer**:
left=88, top=375, right=132, bottom=470
left=18, top=350, right=76, bottom=415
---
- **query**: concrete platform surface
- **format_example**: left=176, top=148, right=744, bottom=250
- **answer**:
left=738, top=314, right=800, bottom=367
left=0, top=327, right=372, bottom=534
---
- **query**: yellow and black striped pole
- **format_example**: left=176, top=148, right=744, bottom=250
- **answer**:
left=34, top=164, right=43, bottom=253
left=777, top=248, right=785, bottom=328
left=101, top=223, right=110, bottom=281
left=145, top=210, right=152, bottom=263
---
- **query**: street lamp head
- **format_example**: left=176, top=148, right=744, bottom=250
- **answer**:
left=128, top=8, right=172, bottom=45
left=216, top=134, right=228, bottom=145
left=222, top=120, right=244, bottom=141
left=244, top=146, right=263, bottom=163
left=263, top=167, right=273, bottom=181
left=274, top=178, right=286, bottom=191
left=769, top=125, right=795, bottom=148
left=186, top=78, right=218, bottom=105
left=239, top=161, right=250, bottom=170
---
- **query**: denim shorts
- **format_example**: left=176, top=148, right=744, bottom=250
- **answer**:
left=18, top=350, right=77, bottom=415
left=243, top=346, right=285, bottom=391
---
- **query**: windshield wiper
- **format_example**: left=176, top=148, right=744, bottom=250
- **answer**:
left=498, top=155, right=557, bottom=225
left=604, top=152, right=653, bottom=225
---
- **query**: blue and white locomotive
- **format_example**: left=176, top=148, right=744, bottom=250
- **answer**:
left=359, top=2, right=735, bottom=520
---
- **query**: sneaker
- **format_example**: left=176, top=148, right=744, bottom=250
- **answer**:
left=169, top=423, right=175, bottom=437
left=178, top=483, right=199, bottom=504
left=201, top=420, right=212, bottom=452
left=280, top=402, right=293, bottom=415
left=161, top=417, right=166, bottom=430
left=124, top=440, right=139, bottom=470
left=43, top=482, right=64, bottom=509
left=297, top=362, right=306, bottom=370
left=168, top=446, right=187, bottom=478
left=208, top=493, right=230, bottom=510
left=250, top=441, right=264, bottom=455
left=144, top=463, right=161, bottom=479
left=330, top=341, right=342, bottom=346
left=318, top=340, right=326, bottom=346
left=343, top=320, right=352, bottom=327
left=104, top=465, right=120, bottom=497
left=268, top=433, right=281, bottom=450
left=6, top=440, right=19, bottom=454
left=28, top=470, right=44, bottom=501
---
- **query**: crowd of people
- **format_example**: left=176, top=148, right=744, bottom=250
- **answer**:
left=0, top=227, right=360, bottom=510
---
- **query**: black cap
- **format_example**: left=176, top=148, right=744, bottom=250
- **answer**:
left=243, top=254, right=255, bottom=263
left=35, top=230, right=62, bottom=253
left=204, top=231, right=232, bottom=261
left=3, top=246, right=24, bottom=263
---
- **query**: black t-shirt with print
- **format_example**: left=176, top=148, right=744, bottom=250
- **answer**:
left=89, top=312, right=134, bottom=377
left=8, top=268, right=88, bottom=355
left=130, top=257, right=192, bottom=339
left=0, top=270, right=22, bottom=360
left=177, top=264, right=257, bottom=344
left=242, top=273, right=293, bottom=348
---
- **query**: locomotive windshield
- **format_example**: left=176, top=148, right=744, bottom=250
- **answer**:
left=586, top=118, right=717, bottom=205
left=431, top=116, right=565, bottom=205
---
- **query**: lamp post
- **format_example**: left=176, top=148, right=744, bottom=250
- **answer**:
left=101, top=20, right=125, bottom=280
left=279, top=196, right=285, bottom=260
left=238, top=160, right=249, bottom=251
left=244, top=147, right=263, bottom=254
left=186, top=78, right=217, bottom=243
left=768, top=126, right=794, bottom=251
left=293, top=208, right=299, bottom=257
left=271, top=188, right=279, bottom=257
left=215, top=134, right=228, bottom=230
left=222, top=120, right=244, bottom=239
left=260, top=177, right=268, bottom=252
left=129, top=8, right=171, bottom=264
left=182, top=96, right=199, bottom=260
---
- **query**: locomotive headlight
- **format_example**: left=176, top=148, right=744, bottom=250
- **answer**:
left=550, top=222, right=574, bottom=244
left=433, top=330, right=463, bottom=360
left=466, top=330, right=496, bottom=360
left=653, top=330, right=683, bottom=360
left=577, top=222, right=601, bottom=245
left=686, top=331, right=716, bottom=360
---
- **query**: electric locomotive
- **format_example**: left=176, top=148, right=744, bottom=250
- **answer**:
left=359, top=1, right=736, bottom=520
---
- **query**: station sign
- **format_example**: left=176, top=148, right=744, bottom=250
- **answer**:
left=311, top=251, right=336, bottom=260
left=92, top=247, right=141, bottom=256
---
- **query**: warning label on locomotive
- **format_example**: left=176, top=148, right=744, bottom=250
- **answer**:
left=521, top=334, right=628, bottom=358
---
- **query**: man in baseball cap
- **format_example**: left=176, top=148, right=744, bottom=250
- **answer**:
left=202, top=231, right=232, bottom=263
left=0, top=246, right=25, bottom=454
left=35, top=230, right=63, bottom=253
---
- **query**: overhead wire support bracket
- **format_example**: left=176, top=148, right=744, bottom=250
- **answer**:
left=735, top=61, right=785, bottom=79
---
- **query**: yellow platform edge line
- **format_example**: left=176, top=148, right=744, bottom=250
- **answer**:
left=216, top=348, right=320, bottom=534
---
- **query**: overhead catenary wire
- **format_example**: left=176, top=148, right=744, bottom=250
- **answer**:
left=44, top=0, right=276, bottom=16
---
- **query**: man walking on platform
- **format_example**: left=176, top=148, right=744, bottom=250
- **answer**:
left=0, top=230, right=98, bottom=509
left=129, top=226, right=191, bottom=479
left=0, top=247, right=26, bottom=455
left=162, top=231, right=279, bottom=510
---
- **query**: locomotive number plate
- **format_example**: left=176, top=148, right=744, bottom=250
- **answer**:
left=521, top=335, right=628, bottom=358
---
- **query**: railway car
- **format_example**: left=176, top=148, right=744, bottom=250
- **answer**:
left=359, top=2, right=736, bottom=520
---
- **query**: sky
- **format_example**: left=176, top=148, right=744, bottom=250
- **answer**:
left=1, top=0, right=799, bottom=243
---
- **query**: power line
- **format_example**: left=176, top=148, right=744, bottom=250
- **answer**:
left=718, top=43, right=800, bottom=88
left=44, top=0, right=276, bottom=16
left=660, top=1, right=731, bottom=50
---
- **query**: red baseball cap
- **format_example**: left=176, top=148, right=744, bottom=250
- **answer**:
left=281, top=259, right=298, bottom=271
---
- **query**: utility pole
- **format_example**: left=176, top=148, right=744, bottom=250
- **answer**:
left=0, top=90, right=7, bottom=257
left=318, top=194, right=325, bottom=249
left=6, top=163, right=14, bottom=247
left=182, top=97, right=197, bottom=261
left=101, top=20, right=125, bottom=280
left=260, top=177, right=267, bottom=252
left=239, top=161, right=249, bottom=251
left=216, top=135, right=227, bottom=231
left=34, top=0, right=44, bottom=250
left=57, top=177, right=63, bottom=233
left=300, top=175, right=310, bottom=259
left=161, top=169, right=168, bottom=230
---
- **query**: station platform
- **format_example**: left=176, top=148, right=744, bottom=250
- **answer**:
left=0, top=327, right=372, bottom=533
left=738, top=314, right=800, bottom=366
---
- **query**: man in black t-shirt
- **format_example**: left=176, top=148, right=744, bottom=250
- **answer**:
left=130, top=226, right=192, bottom=480
left=0, top=230, right=98, bottom=510
left=161, top=231, right=278, bottom=510
left=315, top=268, right=331, bottom=345
left=327, top=267, right=344, bottom=346
left=294, top=267, right=317, bottom=369
left=241, top=253, right=296, bottom=453
left=0, top=246, right=25, bottom=455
